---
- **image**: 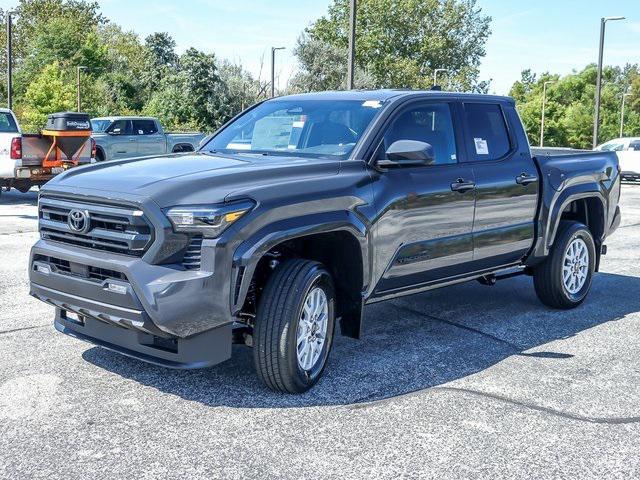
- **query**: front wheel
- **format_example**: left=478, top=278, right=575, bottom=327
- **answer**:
left=533, top=221, right=596, bottom=309
left=253, top=259, right=336, bottom=393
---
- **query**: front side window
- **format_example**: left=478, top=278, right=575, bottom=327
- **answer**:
left=628, top=141, right=640, bottom=151
left=203, top=99, right=386, bottom=159
left=463, top=103, right=511, bottom=161
left=107, top=120, right=132, bottom=135
left=378, top=103, right=457, bottom=165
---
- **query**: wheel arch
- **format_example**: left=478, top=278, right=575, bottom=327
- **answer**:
left=232, top=211, right=370, bottom=339
left=171, top=143, right=195, bottom=153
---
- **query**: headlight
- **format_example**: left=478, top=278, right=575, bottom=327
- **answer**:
left=165, top=200, right=254, bottom=238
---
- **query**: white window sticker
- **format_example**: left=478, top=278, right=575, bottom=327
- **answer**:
left=362, top=100, right=382, bottom=108
left=474, top=138, right=489, bottom=155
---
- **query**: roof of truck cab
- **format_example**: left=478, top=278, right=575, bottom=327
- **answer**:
left=272, top=89, right=515, bottom=104
left=91, top=116, right=158, bottom=121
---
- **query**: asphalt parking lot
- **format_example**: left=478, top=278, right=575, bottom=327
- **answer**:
left=1, top=185, right=639, bottom=479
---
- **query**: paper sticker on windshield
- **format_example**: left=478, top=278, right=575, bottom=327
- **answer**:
left=474, top=138, right=489, bottom=155
left=362, top=100, right=382, bottom=108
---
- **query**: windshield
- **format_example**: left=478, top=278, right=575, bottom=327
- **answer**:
left=598, top=141, right=625, bottom=151
left=202, top=99, right=386, bottom=159
left=91, top=119, right=112, bottom=133
left=0, top=112, right=18, bottom=133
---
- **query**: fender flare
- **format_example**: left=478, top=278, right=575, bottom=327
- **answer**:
left=230, top=210, right=370, bottom=316
left=544, top=185, right=607, bottom=253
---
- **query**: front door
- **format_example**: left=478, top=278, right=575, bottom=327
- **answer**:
left=133, top=119, right=166, bottom=156
left=371, top=101, right=476, bottom=296
left=106, top=120, right=137, bottom=159
left=460, top=101, right=539, bottom=267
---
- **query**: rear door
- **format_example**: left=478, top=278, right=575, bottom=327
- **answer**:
left=106, top=120, right=137, bottom=159
left=133, top=119, right=166, bottom=156
left=371, top=99, right=477, bottom=295
left=460, top=101, right=539, bottom=267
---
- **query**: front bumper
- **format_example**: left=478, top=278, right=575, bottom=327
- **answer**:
left=53, top=309, right=231, bottom=369
left=29, top=239, right=234, bottom=368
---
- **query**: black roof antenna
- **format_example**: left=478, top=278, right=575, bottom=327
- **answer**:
left=430, top=85, right=442, bottom=91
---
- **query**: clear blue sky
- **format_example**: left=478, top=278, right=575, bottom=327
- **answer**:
left=2, top=0, right=639, bottom=94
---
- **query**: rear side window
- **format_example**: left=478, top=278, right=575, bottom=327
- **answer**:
left=133, top=120, right=158, bottom=135
left=462, top=103, right=511, bottom=161
left=629, top=141, right=640, bottom=151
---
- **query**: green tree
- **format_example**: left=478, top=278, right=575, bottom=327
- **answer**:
left=509, top=64, right=640, bottom=149
left=295, top=0, right=491, bottom=91
left=144, top=48, right=232, bottom=132
left=21, top=62, right=75, bottom=130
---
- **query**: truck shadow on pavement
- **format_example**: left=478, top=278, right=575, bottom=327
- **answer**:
left=83, top=271, right=640, bottom=408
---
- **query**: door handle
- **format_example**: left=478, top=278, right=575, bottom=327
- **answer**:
left=450, top=178, right=476, bottom=193
left=128, top=138, right=136, bottom=142
left=515, top=172, right=538, bottom=185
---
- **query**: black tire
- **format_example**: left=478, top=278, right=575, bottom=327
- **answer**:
left=533, top=221, right=596, bottom=309
left=253, top=259, right=336, bottom=393
left=95, top=149, right=105, bottom=162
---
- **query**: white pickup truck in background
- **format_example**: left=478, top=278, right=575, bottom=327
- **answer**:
left=0, top=108, right=94, bottom=196
left=90, top=116, right=205, bottom=162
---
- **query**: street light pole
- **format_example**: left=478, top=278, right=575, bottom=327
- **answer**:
left=620, top=92, right=632, bottom=138
left=540, top=80, right=555, bottom=147
left=433, top=68, right=447, bottom=87
left=6, top=11, right=13, bottom=110
left=270, top=47, right=285, bottom=98
left=593, top=16, right=625, bottom=149
left=76, top=66, right=87, bottom=112
left=346, top=0, right=356, bottom=90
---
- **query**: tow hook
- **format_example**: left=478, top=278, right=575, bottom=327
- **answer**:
left=477, top=275, right=497, bottom=286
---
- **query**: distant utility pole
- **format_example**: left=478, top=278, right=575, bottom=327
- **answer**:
left=270, top=47, right=285, bottom=98
left=346, top=0, right=356, bottom=90
left=76, top=66, right=87, bottom=112
left=593, top=16, right=625, bottom=149
left=540, top=80, right=555, bottom=147
left=620, top=92, right=632, bottom=138
left=6, top=11, right=14, bottom=110
left=433, top=68, right=448, bottom=87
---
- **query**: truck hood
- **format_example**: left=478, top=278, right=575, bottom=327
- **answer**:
left=44, top=152, right=341, bottom=207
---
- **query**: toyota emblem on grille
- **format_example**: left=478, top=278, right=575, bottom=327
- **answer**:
left=68, top=209, right=90, bottom=233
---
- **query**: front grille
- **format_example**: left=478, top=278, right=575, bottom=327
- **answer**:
left=182, top=235, right=203, bottom=270
left=34, top=255, right=127, bottom=283
left=39, top=196, right=153, bottom=256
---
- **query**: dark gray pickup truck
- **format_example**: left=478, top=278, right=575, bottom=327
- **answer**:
left=29, top=90, right=621, bottom=393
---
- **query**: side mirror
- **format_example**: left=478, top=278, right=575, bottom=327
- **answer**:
left=108, top=128, right=122, bottom=136
left=378, top=140, right=435, bottom=167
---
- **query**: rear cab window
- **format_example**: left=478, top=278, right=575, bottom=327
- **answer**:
left=0, top=112, right=19, bottom=133
left=462, top=103, right=512, bottom=162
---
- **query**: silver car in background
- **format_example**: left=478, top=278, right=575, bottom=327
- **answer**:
left=91, top=116, right=205, bottom=162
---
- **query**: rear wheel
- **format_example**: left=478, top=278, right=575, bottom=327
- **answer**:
left=253, top=259, right=336, bottom=393
left=533, top=221, right=596, bottom=309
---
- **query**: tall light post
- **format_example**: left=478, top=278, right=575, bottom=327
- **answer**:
left=270, top=47, right=285, bottom=98
left=346, top=0, right=356, bottom=90
left=593, top=16, right=625, bottom=149
left=433, top=68, right=448, bottom=87
left=6, top=11, right=15, bottom=110
left=620, top=91, right=632, bottom=138
left=76, top=66, right=87, bottom=112
left=540, top=80, right=555, bottom=147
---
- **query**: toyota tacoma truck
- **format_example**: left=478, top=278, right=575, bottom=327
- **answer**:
left=29, top=90, right=621, bottom=393
left=90, top=116, right=204, bottom=162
